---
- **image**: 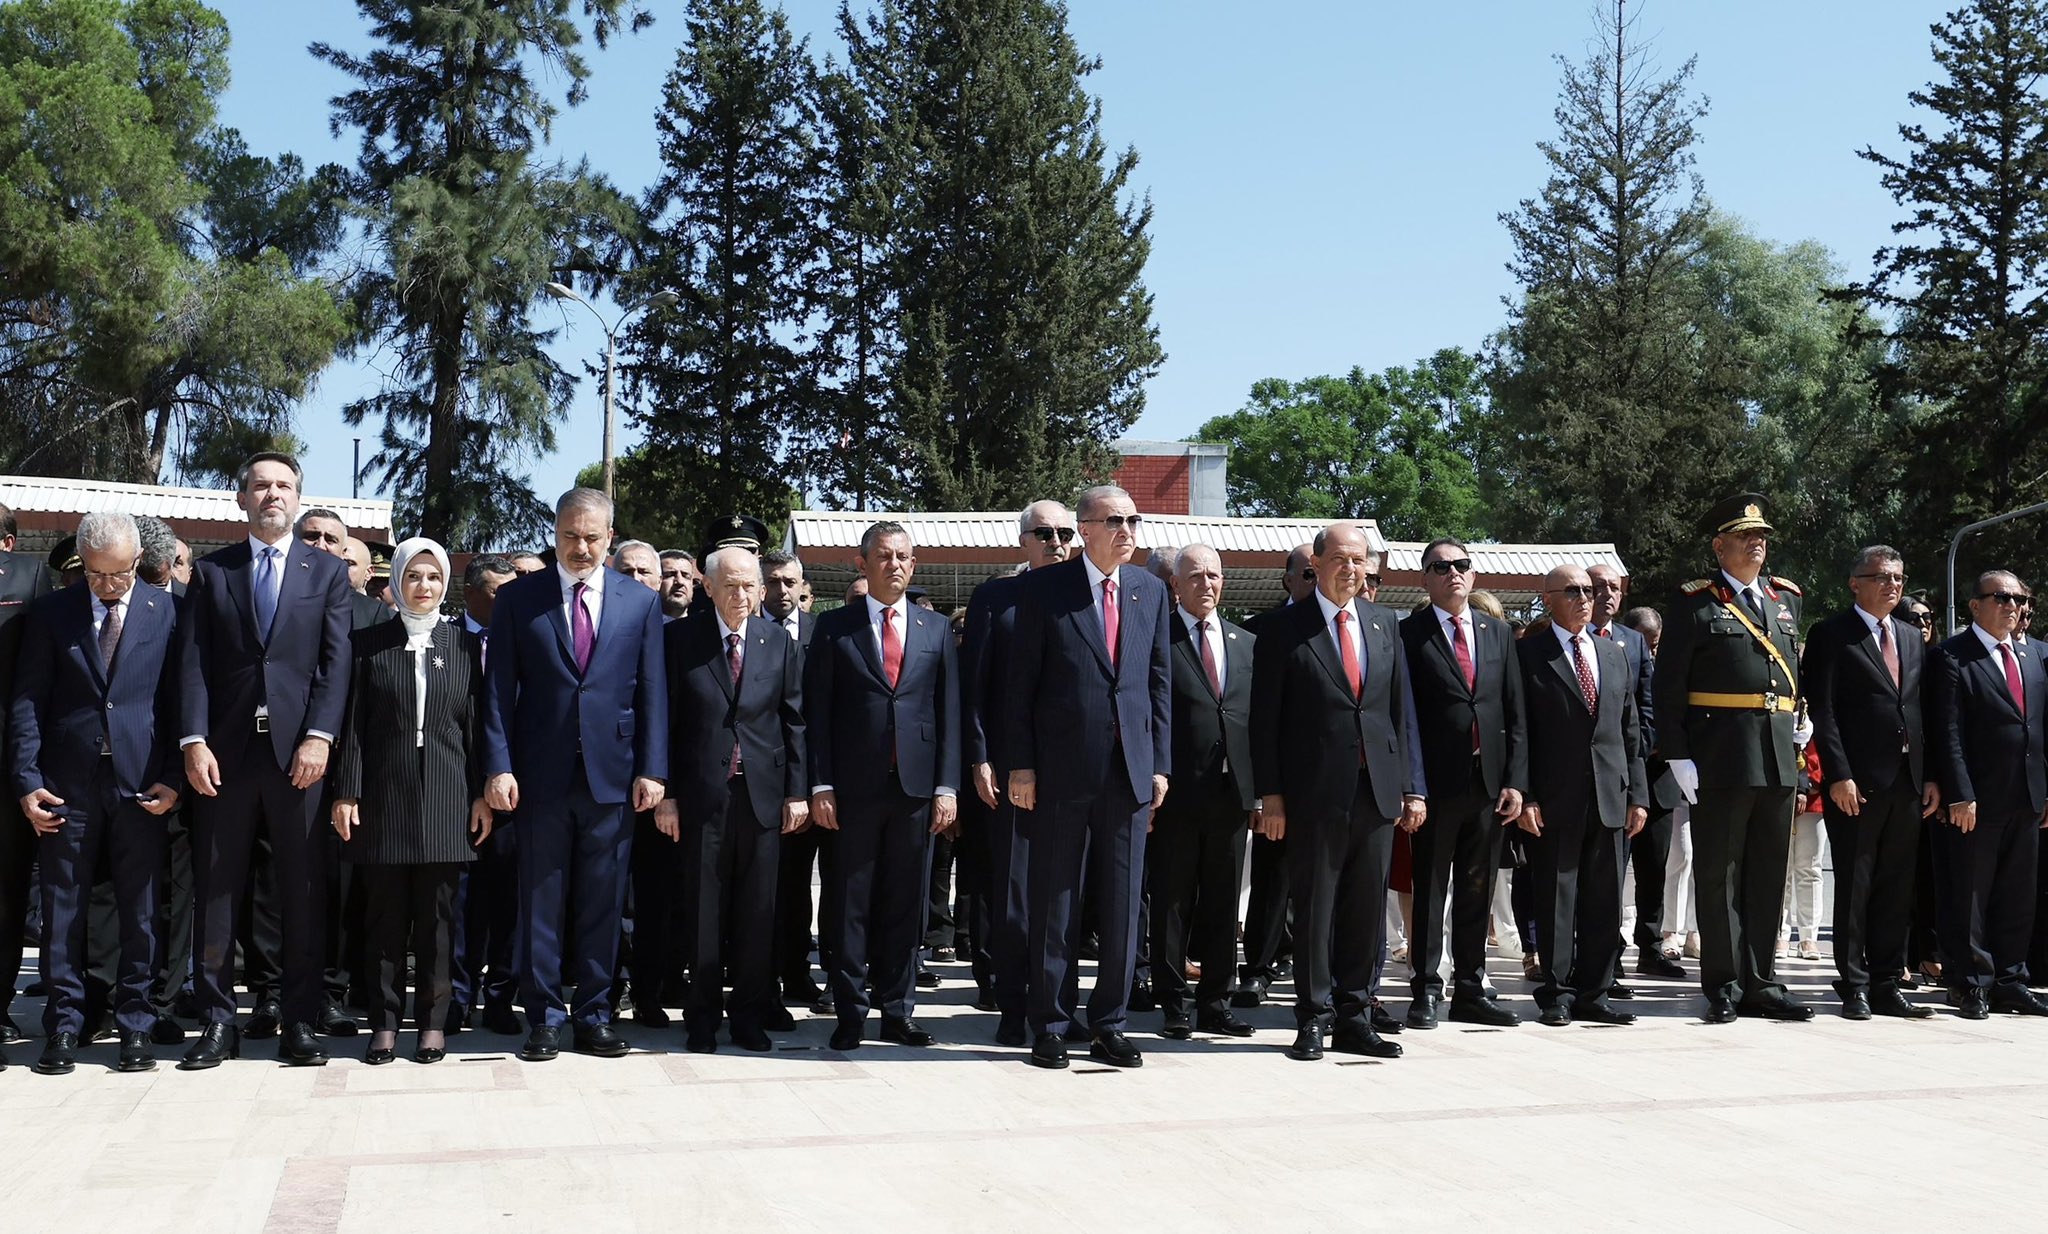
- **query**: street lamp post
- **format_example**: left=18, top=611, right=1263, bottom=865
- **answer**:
left=543, top=282, right=680, bottom=501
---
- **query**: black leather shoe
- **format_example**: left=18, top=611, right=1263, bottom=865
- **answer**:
left=1369, top=1000, right=1404, bottom=1035
left=1089, top=1030, right=1143, bottom=1067
left=1840, top=990, right=1873, bottom=1020
left=1952, top=987, right=1991, bottom=1020
left=685, top=1024, right=718, bottom=1053
left=972, top=987, right=999, bottom=1013
left=1230, top=976, right=1270, bottom=1009
left=828, top=1022, right=863, bottom=1052
left=632, top=1004, right=671, bottom=1028
left=1738, top=998, right=1815, bottom=1022
left=117, top=1029, right=155, bottom=1072
left=1870, top=987, right=1933, bottom=1019
left=1330, top=1025, right=1402, bottom=1059
left=443, top=1005, right=470, bottom=1035
left=1196, top=1009, right=1256, bottom=1038
left=760, top=1003, right=797, bottom=1032
left=413, top=1045, right=445, bottom=1065
left=995, top=1015, right=1028, bottom=1048
left=151, top=1016, right=186, bottom=1046
left=364, top=1039, right=398, bottom=1066
left=316, top=1002, right=358, bottom=1037
left=481, top=1004, right=524, bottom=1036
left=1702, top=998, right=1738, bottom=1024
left=915, top=965, right=941, bottom=990
left=1287, top=1023, right=1324, bottom=1061
left=34, top=1032, right=78, bottom=1075
left=731, top=1024, right=773, bottom=1052
left=1538, top=1004, right=1571, bottom=1027
left=519, top=1024, right=561, bottom=1061
left=243, top=1000, right=282, bottom=1039
left=1127, top=982, right=1157, bottom=1013
left=1636, top=950, right=1686, bottom=979
left=1159, top=1013, right=1193, bottom=1040
left=1273, top=957, right=1294, bottom=980
left=179, top=1022, right=240, bottom=1069
left=881, top=1017, right=935, bottom=1047
left=1575, top=1002, right=1637, bottom=1026
left=1608, top=982, right=1635, bottom=1001
left=1405, top=993, right=1440, bottom=1030
left=1990, top=987, right=2048, bottom=1016
left=279, top=1023, right=329, bottom=1066
left=1448, top=996, right=1520, bottom=1027
left=783, top=979, right=825, bottom=1006
left=1029, top=1032, right=1069, bottom=1070
left=571, top=1023, right=630, bottom=1057
left=0, top=1013, right=20, bottom=1043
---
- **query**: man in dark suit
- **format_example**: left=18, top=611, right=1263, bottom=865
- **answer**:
left=177, top=452, right=354, bottom=1068
left=759, top=546, right=829, bottom=1012
left=1928, top=569, right=2048, bottom=1018
left=805, top=521, right=960, bottom=1051
left=1233, top=542, right=1315, bottom=1008
left=1802, top=545, right=1941, bottom=1019
left=1516, top=565, right=1648, bottom=1027
left=761, top=550, right=814, bottom=648
left=1654, top=493, right=1812, bottom=1024
left=1251, top=521, right=1422, bottom=1062
left=1149, top=543, right=1257, bottom=1040
left=959, top=500, right=1075, bottom=1045
left=0, top=501, right=58, bottom=1053
left=658, top=548, right=807, bottom=1053
left=10, top=514, right=183, bottom=1074
left=454, top=554, right=523, bottom=1035
left=483, top=487, right=668, bottom=1062
left=658, top=550, right=698, bottom=622
left=1400, top=538, right=1527, bottom=1029
left=1589, top=565, right=1676, bottom=982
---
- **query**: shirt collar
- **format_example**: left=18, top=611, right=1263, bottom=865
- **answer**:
left=1432, top=604, right=1469, bottom=630
left=1553, top=621, right=1591, bottom=653
left=1178, top=605, right=1216, bottom=632
left=717, top=612, right=747, bottom=643
left=1721, top=569, right=1763, bottom=600
left=1973, top=623, right=2013, bottom=656
left=1853, top=604, right=1890, bottom=635
left=1314, top=589, right=1351, bottom=626
left=93, top=584, right=136, bottom=613
left=1082, top=554, right=1114, bottom=591
left=558, top=562, right=599, bottom=594
left=248, top=533, right=288, bottom=559
left=866, top=593, right=906, bottom=623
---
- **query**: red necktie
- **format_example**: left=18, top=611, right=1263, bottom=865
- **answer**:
left=1595, top=625, right=1611, bottom=639
left=727, top=632, right=744, bottom=777
left=1198, top=619, right=1221, bottom=697
left=1335, top=609, right=1361, bottom=699
left=881, top=607, right=902, bottom=688
left=1877, top=619, right=1900, bottom=689
left=1999, top=642, right=2024, bottom=710
left=1573, top=634, right=1598, bottom=714
left=1103, top=577, right=1119, bottom=667
left=1449, top=614, right=1476, bottom=689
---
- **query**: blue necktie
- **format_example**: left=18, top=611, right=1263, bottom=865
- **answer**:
left=254, top=546, right=279, bottom=644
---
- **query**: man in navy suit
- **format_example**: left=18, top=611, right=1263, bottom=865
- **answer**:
left=11, top=514, right=183, bottom=1074
left=484, top=488, right=668, bottom=1061
left=805, top=521, right=960, bottom=1051
left=1588, top=564, right=1675, bottom=981
left=1005, top=485, right=1171, bottom=1071
left=177, top=452, right=353, bottom=1068
left=0, top=502, right=58, bottom=1055
left=1928, top=569, right=2048, bottom=1018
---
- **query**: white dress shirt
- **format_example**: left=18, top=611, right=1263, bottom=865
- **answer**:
left=90, top=584, right=136, bottom=651
left=558, top=562, right=604, bottom=634
left=778, top=609, right=802, bottom=642
left=1179, top=605, right=1227, bottom=693
left=718, top=612, right=748, bottom=670
left=1082, top=553, right=1117, bottom=635
left=1314, top=589, right=1363, bottom=669
left=1721, top=569, right=1770, bottom=620
left=1973, top=622, right=2019, bottom=662
left=866, top=593, right=909, bottom=661
left=1553, top=621, right=1601, bottom=691
left=247, top=533, right=289, bottom=615
left=1432, top=603, right=1479, bottom=680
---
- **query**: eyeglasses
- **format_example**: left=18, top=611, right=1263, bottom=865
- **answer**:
left=1979, top=592, right=2026, bottom=605
left=83, top=567, right=136, bottom=584
left=1424, top=558, right=1474, bottom=576
left=1028, top=526, right=1077, bottom=544
left=1854, top=571, right=1906, bottom=585
left=1547, top=585, right=1595, bottom=600
left=1363, top=573, right=1382, bottom=588
left=1080, top=514, right=1143, bottom=532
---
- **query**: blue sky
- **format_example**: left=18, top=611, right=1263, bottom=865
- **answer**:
left=201, top=0, right=1942, bottom=509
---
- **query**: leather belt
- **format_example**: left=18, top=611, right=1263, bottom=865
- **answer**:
left=1687, top=691, right=1795, bottom=713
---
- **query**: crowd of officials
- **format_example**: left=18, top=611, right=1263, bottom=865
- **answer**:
left=2, top=453, right=2044, bottom=1077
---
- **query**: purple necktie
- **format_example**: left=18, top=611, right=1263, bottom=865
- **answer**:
left=572, top=581, right=595, bottom=674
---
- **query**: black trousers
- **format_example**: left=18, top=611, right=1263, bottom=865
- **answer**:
left=1823, top=775, right=1922, bottom=994
left=152, top=807, right=195, bottom=1016
left=684, top=781, right=781, bottom=1033
left=1147, top=779, right=1248, bottom=1016
left=0, top=793, right=34, bottom=1018
left=1528, top=805, right=1624, bottom=1010
left=830, top=782, right=932, bottom=1025
left=1028, top=786, right=1147, bottom=1038
left=360, top=861, right=460, bottom=1033
left=1932, top=806, right=2040, bottom=991
left=1408, top=783, right=1501, bottom=1000
left=626, top=807, right=688, bottom=1008
left=950, top=789, right=998, bottom=996
left=237, top=814, right=284, bottom=1007
left=39, top=763, right=166, bottom=1037
left=1239, top=830, right=1292, bottom=983
left=454, top=821, right=520, bottom=1013
left=1908, top=823, right=1940, bottom=973
left=924, top=833, right=956, bottom=949
left=1691, top=784, right=1794, bottom=1004
left=774, top=824, right=833, bottom=990
left=322, top=827, right=368, bottom=1005
left=1629, top=807, right=1675, bottom=949
left=193, top=733, right=331, bottom=1025
left=1287, top=774, right=1394, bottom=1030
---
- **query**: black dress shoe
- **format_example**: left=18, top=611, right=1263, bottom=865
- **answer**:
left=1287, top=1023, right=1324, bottom=1061
left=443, top=1005, right=470, bottom=1035
left=731, top=1024, right=774, bottom=1052
left=316, top=1003, right=358, bottom=1037
left=1230, top=976, right=1270, bottom=1009
left=34, top=1032, right=78, bottom=1075
left=1448, top=996, right=1520, bottom=1027
left=809, top=995, right=836, bottom=1017
left=1159, top=1013, right=1193, bottom=1041
left=364, top=1039, right=398, bottom=1066
left=1089, top=1030, right=1143, bottom=1067
left=1870, top=987, right=1934, bottom=1019
left=481, top=1004, right=524, bottom=1036
left=633, top=1004, right=671, bottom=1028
left=1575, top=1002, right=1637, bottom=1026
left=972, top=988, right=999, bottom=1013
left=829, top=1022, right=864, bottom=1052
left=1196, top=1009, right=1256, bottom=1037
left=881, top=1017, right=935, bottom=1047
left=243, top=1001, right=282, bottom=1039
left=1029, top=1032, right=1069, bottom=1070
left=571, top=1023, right=631, bottom=1057
left=995, top=1015, right=1028, bottom=1048
left=1951, top=987, right=1991, bottom=1020
left=760, top=1004, right=797, bottom=1032
left=1737, top=998, right=1814, bottom=1022
left=179, top=1022, right=241, bottom=1069
left=783, top=979, right=826, bottom=1006
left=519, top=1025, right=562, bottom=1061
left=1330, top=1025, right=1402, bottom=1058
left=1990, top=987, right=2048, bottom=1016
left=117, top=1029, right=156, bottom=1072
left=915, top=965, right=941, bottom=990
left=684, top=1024, right=718, bottom=1053
left=1538, top=1004, right=1571, bottom=1027
left=1127, top=983, right=1157, bottom=1013
left=413, top=1045, right=445, bottom=1065
left=279, top=1023, right=329, bottom=1066
left=1702, top=998, right=1738, bottom=1024
left=0, top=1013, right=20, bottom=1043
left=1273, top=957, right=1294, bottom=980
left=1636, top=950, right=1686, bottom=979
left=1405, top=993, right=1440, bottom=1030
left=151, top=1016, right=186, bottom=1046
left=1608, top=982, right=1635, bottom=1001
left=1840, top=990, right=1873, bottom=1021
left=1369, top=1000, right=1405, bottom=1035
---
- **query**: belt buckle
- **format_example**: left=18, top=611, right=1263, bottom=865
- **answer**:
left=1762, top=691, right=1778, bottom=712
left=255, top=715, right=270, bottom=734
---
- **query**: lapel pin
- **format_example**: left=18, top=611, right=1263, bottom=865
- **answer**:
left=432, top=655, right=446, bottom=670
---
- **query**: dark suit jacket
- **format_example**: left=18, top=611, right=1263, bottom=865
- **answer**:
left=10, top=581, right=180, bottom=800
left=1599, top=620, right=1656, bottom=753
left=1653, top=577, right=1803, bottom=788
left=1163, top=611, right=1256, bottom=812
left=1517, top=627, right=1647, bottom=829
left=1930, top=629, right=2048, bottom=817
left=666, top=611, right=805, bottom=827
left=1397, top=606, right=1528, bottom=800
left=0, top=549, right=58, bottom=771
left=178, top=537, right=353, bottom=770
left=1004, top=557, right=1173, bottom=805
left=481, top=566, right=668, bottom=806
left=1250, top=594, right=1424, bottom=822
left=962, top=573, right=1022, bottom=771
left=804, top=597, right=959, bottom=802
left=1802, top=608, right=1926, bottom=792
left=349, top=591, right=392, bottom=631
left=333, top=618, right=483, bottom=864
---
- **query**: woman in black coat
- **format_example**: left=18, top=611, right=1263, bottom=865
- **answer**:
left=332, top=537, right=490, bottom=1064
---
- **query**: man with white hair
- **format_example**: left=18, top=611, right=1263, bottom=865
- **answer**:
left=612, top=540, right=661, bottom=592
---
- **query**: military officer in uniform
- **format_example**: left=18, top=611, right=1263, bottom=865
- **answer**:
left=1653, top=494, right=1815, bottom=1024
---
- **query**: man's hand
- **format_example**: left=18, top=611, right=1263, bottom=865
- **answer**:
left=1151, top=775, right=1169, bottom=813
left=811, top=789, right=840, bottom=831
left=287, top=736, right=330, bottom=791
left=631, top=777, right=665, bottom=813
left=1625, top=805, right=1648, bottom=839
left=1258, top=794, right=1286, bottom=841
left=1398, top=795, right=1427, bottom=833
left=655, top=799, right=681, bottom=841
left=1922, top=782, right=1942, bottom=818
left=485, top=773, right=519, bottom=813
left=469, top=798, right=494, bottom=845
left=1494, top=788, right=1523, bottom=820
left=1792, top=713, right=1815, bottom=747
left=1007, top=769, right=1037, bottom=813
left=972, top=762, right=998, bottom=809
left=1829, top=780, right=1863, bottom=817
left=19, top=788, right=64, bottom=835
left=1516, top=804, right=1543, bottom=836
left=136, top=782, right=180, bottom=816
left=184, top=742, right=221, bottom=798
left=932, top=793, right=959, bottom=837
left=1668, top=758, right=1700, bottom=805
left=1950, top=800, right=1977, bottom=834
left=332, top=798, right=359, bottom=842
left=781, top=799, right=810, bottom=835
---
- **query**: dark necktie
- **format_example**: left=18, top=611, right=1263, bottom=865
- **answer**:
left=727, top=631, right=744, bottom=777
left=254, top=546, right=279, bottom=643
left=881, top=607, right=902, bottom=688
left=1877, top=619, right=1900, bottom=688
left=1742, top=587, right=1765, bottom=625
left=98, top=597, right=124, bottom=673
left=571, top=581, right=595, bottom=674
left=1999, top=642, right=2024, bottom=711
left=1572, top=633, right=1598, bottom=714
left=1103, top=577, right=1120, bottom=667
left=1197, top=619, right=1221, bottom=697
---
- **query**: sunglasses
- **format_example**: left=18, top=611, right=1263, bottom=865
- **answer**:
left=1028, top=526, right=1077, bottom=544
left=1082, top=515, right=1143, bottom=532
left=1424, top=558, right=1474, bottom=576
left=1979, top=592, right=2026, bottom=605
left=1896, top=610, right=1929, bottom=627
left=1363, top=573, right=1382, bottom=588
left=1548, top=585, right=1595, bottom=600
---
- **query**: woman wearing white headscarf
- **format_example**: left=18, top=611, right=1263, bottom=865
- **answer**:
left=332, top=537, right=490, bottom=1064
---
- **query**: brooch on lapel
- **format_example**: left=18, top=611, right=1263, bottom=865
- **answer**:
left=432, top=655, right=446, bottom=670
left=1226, top=631, right=1238, bottom=640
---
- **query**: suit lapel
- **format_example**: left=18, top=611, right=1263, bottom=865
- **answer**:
left=709, top=616, right=737, bottom=702
left=1594, top=635, right=1625, bottom=719
left=1854, top=615, right=1898, bottom=696
left=1973, top=646, right=2023, bottom=717
left=1074, top=563, right=1113, bottom=677
left=222, top=542, right=262, bottom=646
left=1305, top=599, right=1355, bottom=698
left=1548, top=632, right=1588, bottom=710
left=110, top=586, right=172, bottom=687
left=1425, top=613, right=1472, bottom=699
left=854, top=600, right=888, bottom=688
left=546, top=573, right=577, bottom=672
left=65, top=588, right=107, bottom=691
left=1223, top=623, right=1252, bottom=705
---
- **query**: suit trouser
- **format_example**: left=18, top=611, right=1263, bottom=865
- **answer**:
left=1148, top=782, right=1248, bottom=1016
left=829, top=781, right=931, bottom=1025
left=1408, top=782, right=1501, bottom=1001
left=237, top=818, right=283, bottom=1007
left=1028, top=786, right=1147, bottom=1038
left=454, top=821, right=520, bottom=1013
left=153, top=807, right=195, bottom=1015
left=1825, top=777, right=1922, bottom=994
left=1932, top=806, right=2040, bottom=992
left=1239, top=831, right=1292, bottom=984
left=322, top=826, right=368, bottom=1005
left=1629, top=807, right=1675, bottom=949
left=360, top=861, right=460, bottom=1033
left=684, top=781, right=781, bottom=1033
left=1528, top=800, right=1624, bottom=1011
left=774, top=825, right=833, bottom=990
left=950, top=790, right=998, bottom=996
left=1287, top=773, right=1394, bottom=1030
left=924, top=833, right=957, bottom=949
left=39, top=763, right=166, bottom=1037
left=1691, top=784, right=1794, bottom=1004
left=625, top=807, right=688, bottom=1006
left=0, top=795, right=35, bottom=1016
left=1908, top=823, right=1940, bottom=973
left=192, top=734, right=330, bottom=1025
left=517, top=762, right=633, bottom=1028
